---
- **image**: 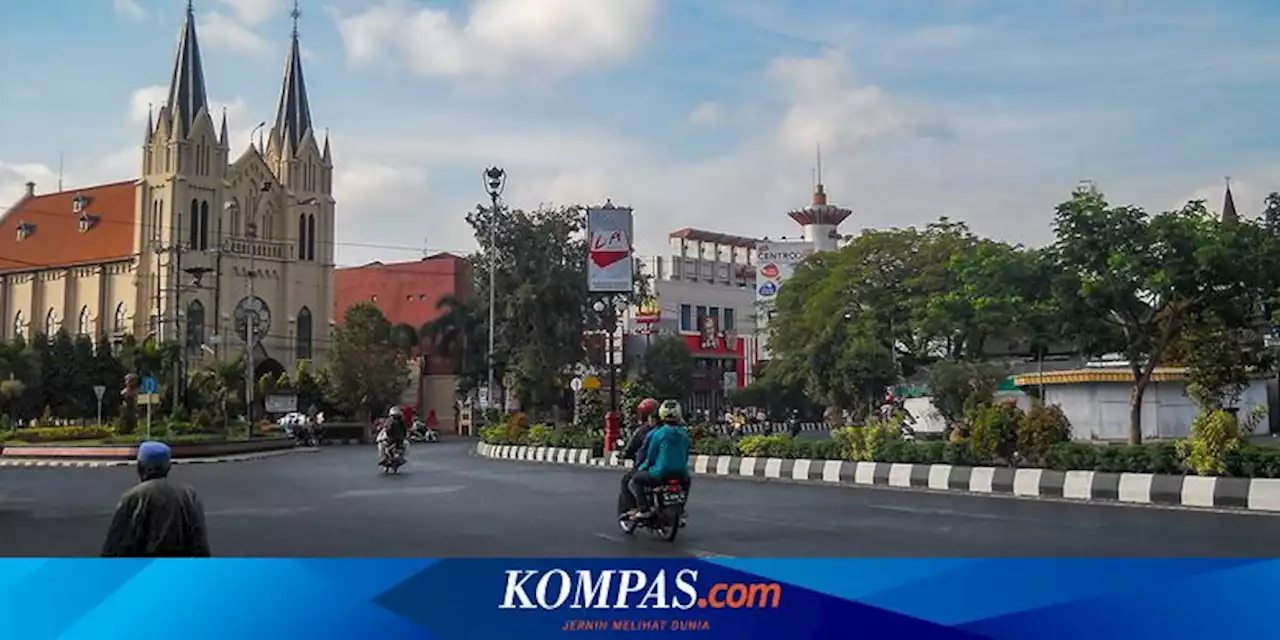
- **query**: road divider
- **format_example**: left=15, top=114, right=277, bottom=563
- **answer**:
left=0, top=447, right=317, bottom=468
left=475, top=442, right=1280, bottom=514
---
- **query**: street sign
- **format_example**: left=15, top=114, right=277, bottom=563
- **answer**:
left=140, top=376, right=158, bottom=395
left=138, top=393, right=161, bottom=405
left=582, top=375, right=601, bottom=391
left=93, top=385, right=106, bottom=400
left=478, top=386, right=490, bottom=409
left=570, top=377, right=583, bottom=392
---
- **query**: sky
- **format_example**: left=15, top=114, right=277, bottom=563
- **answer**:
left=2, top=0, right=1280, bottom=267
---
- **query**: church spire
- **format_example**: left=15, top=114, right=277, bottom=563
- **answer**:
left=1223, top=176, right=1239, bottom=226
left=270, top=0, right=314, bottom=157
left=165, top=0, right=209, bottom=136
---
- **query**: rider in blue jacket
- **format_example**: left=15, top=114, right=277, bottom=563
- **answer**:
left=627, top=400, right=692, bottom=519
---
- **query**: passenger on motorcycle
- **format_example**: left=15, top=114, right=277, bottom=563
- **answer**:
left=627, top=400, right=692, bottom=519
left=618, top=398, right=660, bottom=514
left=378, top=406, right=408, bottom=464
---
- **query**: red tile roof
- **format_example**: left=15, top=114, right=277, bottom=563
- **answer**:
left=0, top=180, right=138, bottom=273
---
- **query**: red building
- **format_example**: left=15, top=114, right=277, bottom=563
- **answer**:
left=333, top=254, right=471, bottom=431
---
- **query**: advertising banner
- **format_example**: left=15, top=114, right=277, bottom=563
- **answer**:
left=587, top=207, right=634, bottom=293
left=1, top=558, right=1274, bottom=639
left=754, top=241, right=814, bottom=305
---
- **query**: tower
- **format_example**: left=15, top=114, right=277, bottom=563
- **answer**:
left=786, top=146, right=851, bottom=251
left=135, top=0, right=228, bottom=338
left=1223, top=177, right=1239, bottom=226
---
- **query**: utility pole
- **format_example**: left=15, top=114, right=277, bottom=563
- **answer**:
left=243, top=180, right=272, bottom=432
left=482, top=167, right=506, bottom=419
left=151, top=213, right=188, bottom=415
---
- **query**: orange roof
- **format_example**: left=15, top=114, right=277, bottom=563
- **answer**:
left=0, top=180, right=137, bottom=273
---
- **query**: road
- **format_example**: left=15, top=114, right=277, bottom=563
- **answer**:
left=1, top=440, right=1278, bottom=557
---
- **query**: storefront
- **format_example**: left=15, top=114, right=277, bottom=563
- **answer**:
left=682, top=316, right=746, bottom=420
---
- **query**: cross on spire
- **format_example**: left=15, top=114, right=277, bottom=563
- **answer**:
left=291, top=0, right=301, bottom=35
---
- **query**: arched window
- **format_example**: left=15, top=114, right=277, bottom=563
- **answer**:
left=229, top=199, right=241, bottom=237
left=189, top=198, right=199, bottom=248
left=199, top=200, right=210, bottom=250
left=77, top=306, right=92, bottom=336
left=45, top=307, right=58, bottom=337
left=186, top=300, right=205, bottom=355
left=298, top=214, right=307, bottom=260
left=296, top=306, right=313, bottom=361
left=113, top=303, right=128, bottom=334
left=307, top=213, right=316, bottom=261
left=13, top=310, right=25, bottom=340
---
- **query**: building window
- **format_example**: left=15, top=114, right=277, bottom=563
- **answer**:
left=199, top=200, right=210, bottom=250
left=45, top=307, right=58, bottom=337
left=114, top=303, right=128, bottom=334
left=723, top=308, right=735, bottom=331
left=186, top=300, right=205, bottom=355
left=709, top=307, right=720, bottom=328
left=695, top=306, right=707, bottom=332
left=189, top=199, right=199, bottom=248
left=307, top=214, right=316, bottom=261
left=680, top=304, right=692, bottom=332
left=297, top=214, right=307, bottom=260
left=77, top=306, right=92, bottom=336
left=13, top=311, right=25, bottom=340
left=296, top=306, right=313, bottom=361
left=230, top=199, right=241, bottom=237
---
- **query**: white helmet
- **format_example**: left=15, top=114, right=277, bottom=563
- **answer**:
left=388, top=406, right=403, bottom=417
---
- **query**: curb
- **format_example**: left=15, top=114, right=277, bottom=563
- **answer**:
left=474, top=442, right=1280, bottom=514
left=0, top=447, right=317, bottom=468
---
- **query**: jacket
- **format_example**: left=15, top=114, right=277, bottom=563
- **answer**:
left=621, top=423, right=656, bottom=463
left=639, top=425, right=691, bottom=478
left=102, top=478, right=211, bottom=557
left=387, top=416, right=408, bottom=441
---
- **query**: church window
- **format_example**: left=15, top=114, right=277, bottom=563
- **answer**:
left=44, top=307, right=59, bottom=337
left=307, top=214, right=316, bottom=261
left=114, top=303, right=128, bottom=334
left=199, top=200, right=210, bottom=250
left=13, top=311, right=25, bottom=340
left=189, top=199, right=199, bottom=248
left=185, top=300, right=205, bottom=356
left=297, top=214, right=307, bottom=260
left=296, top=306, right=313, bottom=361
left=77, top=306, right=92, bottom=336
left=230, top=199, right=241, bottom=236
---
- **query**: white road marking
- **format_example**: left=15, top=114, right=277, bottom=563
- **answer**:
left=689, top=550, right=734, bottom=558
left=333, top=485, right=465, bottom=499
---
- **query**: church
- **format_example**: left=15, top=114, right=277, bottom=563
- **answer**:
left=0, top=3, right=335, bottom=382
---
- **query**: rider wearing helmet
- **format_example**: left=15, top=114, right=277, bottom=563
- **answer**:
left=618, top=399, right=661, bottom=515
left=627, top=400, right=692, bottom=519
left=380, top=406, right=408, bottom=463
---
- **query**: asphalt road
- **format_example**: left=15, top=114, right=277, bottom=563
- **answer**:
left=2, top=440, right=1279, bottom=557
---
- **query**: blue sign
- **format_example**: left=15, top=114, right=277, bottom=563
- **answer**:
left=757, top=281, right=778, bottom=297
left=140, top=376, right=158, bottom=394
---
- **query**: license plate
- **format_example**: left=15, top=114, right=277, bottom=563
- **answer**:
left=662, top=492, right=685, bottom=504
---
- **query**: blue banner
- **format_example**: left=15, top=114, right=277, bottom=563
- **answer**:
left=0, top=558, right=1270, bottom=639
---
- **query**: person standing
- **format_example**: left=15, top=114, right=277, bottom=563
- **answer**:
left=101, top=442, right=210, bottom=557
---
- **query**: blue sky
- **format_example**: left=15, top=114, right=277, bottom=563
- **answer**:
left=2, top=0, right=1279, bottom=266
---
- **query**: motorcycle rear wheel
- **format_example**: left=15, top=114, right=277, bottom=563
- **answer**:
left=659, top=505, right=683, bottom=541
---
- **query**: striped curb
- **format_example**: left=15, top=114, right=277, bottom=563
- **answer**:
left=475, top=442, right=1280, bottom=514
left=0, top=447, right=317, bottom=468
left=705, top=423, right=829, bottom=436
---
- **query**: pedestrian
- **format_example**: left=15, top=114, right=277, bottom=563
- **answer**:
left=101, top=441, right=211, bottom=557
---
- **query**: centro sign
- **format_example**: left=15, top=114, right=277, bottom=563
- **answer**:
left=758, top=250, right=807, bottom=261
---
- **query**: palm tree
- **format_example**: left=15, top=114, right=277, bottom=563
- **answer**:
left=420, top=295, right=475, bottom=376
left=391, top=323, right=420, bottom=356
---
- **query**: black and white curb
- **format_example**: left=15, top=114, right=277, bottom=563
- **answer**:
left=706, top=423, right=829, bottom=436
left=475, top=442, right=1280, bottom=514
left=0, top=447, right=317, bottom=468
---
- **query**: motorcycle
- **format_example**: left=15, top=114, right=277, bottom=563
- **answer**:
left=379, top=440, right=406, bottom=474
left=295, top=422, right=322, bottom=447
left=618, top=479, right=688, bottom=542
left=409, top=422, right=439, bottom=443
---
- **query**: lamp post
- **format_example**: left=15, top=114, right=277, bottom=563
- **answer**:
left=181, top=266, right=215, bottom=412
left=243, top=180, right=273, bottom=432
left=483, top=166, right=506, bottom=419
left=593, top=298, right=619, bottom=414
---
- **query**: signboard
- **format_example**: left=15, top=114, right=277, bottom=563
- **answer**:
left=755, top=241, right=814, bottom=304
left=93, top=385, right=106, bottom=400
left=478, top=387, right=491, bottom=409
left=140, top=376, right=158, bottom=395
left=587, top=206, right=634, bottom=293
left=570, top=377, right=583, bottom=392
left=138, top=393, right=161, bottom=405
left=265, top=393, right=298, bottom=414
left=634, top=297, right=660, bottom=324
left=582, top=375, right=601, bottom=391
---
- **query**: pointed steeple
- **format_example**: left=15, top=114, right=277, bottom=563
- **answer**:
left=144, top=104, right=154, bottom=143
left=321, top=128, right=331, bottom=165
left=1223, top=177, right=1239, bottom=226
left=271, top=1, right=314, bottom=158
left=165, top=0, right=209, bottom=136
left=219, top=107, right=229, bottom=147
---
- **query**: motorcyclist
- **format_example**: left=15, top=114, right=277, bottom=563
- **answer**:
left=618, top=398, right=660, bottom=515
left=378, top=406, right=408, bottom=465
left=627, top=400, right=692, bottom=520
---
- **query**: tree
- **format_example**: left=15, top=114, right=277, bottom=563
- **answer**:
left=466, top=203, right=647, bottom=416
left=326, top=303, right=407, bottom=420
left=1052, top=191, right=1268, bottom=444
left=421, top=294, right=485, bottom=392
left=637, top=335, right=694, bottom=401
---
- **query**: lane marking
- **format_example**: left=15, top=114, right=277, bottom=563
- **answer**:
left=689, top=550, right=735, bottom=559
left=334, top=485, right=466, bottom=499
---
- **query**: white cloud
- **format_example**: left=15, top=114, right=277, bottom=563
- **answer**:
left=200, top=11, right=271, bottom=54
left=113, top=0, right=147, bottom=20
left=217, top=0, right=287, bottom=26
left=0, top=163, right=58, bottom=211
left=688, top=102, right=723, bottom=127
left=897, top=24, right=986, bottom=51
left=333, top=0, right=659, bottom=82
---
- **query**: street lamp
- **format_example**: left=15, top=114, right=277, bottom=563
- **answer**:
left=482, top=166, right=506, bottom=420
left=593, top=297, right=619, bottom=414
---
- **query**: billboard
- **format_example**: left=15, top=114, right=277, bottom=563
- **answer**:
left=587, top=207, right=634, bottom=293
left=755, top=241, right=814, bottom=305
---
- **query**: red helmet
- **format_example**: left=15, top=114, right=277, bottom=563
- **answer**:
left=637, top=398, right=660, bottom=419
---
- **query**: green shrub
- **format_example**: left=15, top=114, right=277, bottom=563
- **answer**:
left=942, top=440, right=983, bottom=466
left=1227, top=446, right=1280, bottom=478
left=8, top=426, right=112, bottom=443
left=525, top=424, right=555, bottom=446
left=505, top=412, right=529, bottom=442
left=36, top=406, right=55, bottom=428
left=738, top=434, right=796, bottom=458
left=1017, top=403, right=1071, bottom=465
left=190, top=409, right=218, bottom=434
left=1176, top=410, right=1246, bottom=476
left=479, top=424, right=511, bottom=445
left=970, top=400, right=1023, bottom=462
left=691, top=437, right=738, bottom=456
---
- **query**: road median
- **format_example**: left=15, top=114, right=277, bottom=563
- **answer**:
left=474, top=441, right=1280, bottom=514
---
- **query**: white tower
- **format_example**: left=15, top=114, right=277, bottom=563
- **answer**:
left=787, top=147, right=851, bottom=251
